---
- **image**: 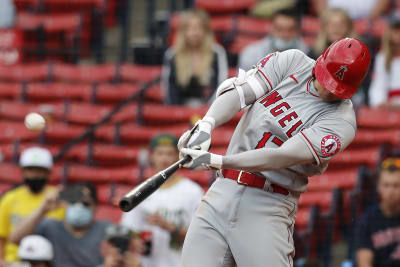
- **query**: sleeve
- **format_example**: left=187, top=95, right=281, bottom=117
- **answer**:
left=355, top=213, right=373, bottom=250
left=298, top=118, right=356, bottom=165
left=120, top=206, right=145, bottom=233
left=0, top=195, right=11, bottom=238
left=256, top=49, right=311, bottom=92
left=368, top=53, right=389, bottom=107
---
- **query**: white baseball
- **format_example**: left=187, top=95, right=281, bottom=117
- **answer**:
left=24, top=113, right=46, bottom=131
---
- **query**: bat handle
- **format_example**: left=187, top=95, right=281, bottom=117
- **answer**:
left=179, top=155, right=192, bottom=167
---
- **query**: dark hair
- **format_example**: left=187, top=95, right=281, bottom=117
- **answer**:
left=69, top=182, right=98, bottom=204
left=273, top=8, right=300, bottom=23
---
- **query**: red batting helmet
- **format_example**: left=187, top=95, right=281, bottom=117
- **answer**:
left=314, top=38, right=371, bottom=99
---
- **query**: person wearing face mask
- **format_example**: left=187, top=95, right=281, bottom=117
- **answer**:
left=0, top=147, right=64, bottom=265
left=9, top=182, right=112, bottom=267
left=238, top=8, right=309, bottom=71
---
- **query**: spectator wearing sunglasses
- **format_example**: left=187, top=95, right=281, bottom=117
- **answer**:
left=8, top=182, right=111, bottom=267
left=355, top=157, right=400, bottom=267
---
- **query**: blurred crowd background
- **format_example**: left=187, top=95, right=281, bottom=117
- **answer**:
left=1, top=0, right=400, bottom=267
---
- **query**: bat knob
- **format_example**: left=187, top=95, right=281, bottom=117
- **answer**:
left=119, top=197, right=133, bottom=212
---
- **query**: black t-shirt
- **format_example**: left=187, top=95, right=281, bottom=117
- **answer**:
left=355, top=204, right=400, bottom=267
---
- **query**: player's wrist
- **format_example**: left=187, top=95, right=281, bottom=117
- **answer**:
left=210, top=153, right=223, bottom=169
left=200, top=117, right=215, bottom=132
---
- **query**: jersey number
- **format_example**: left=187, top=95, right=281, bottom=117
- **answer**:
left=256, top=132, right=284, bottom=149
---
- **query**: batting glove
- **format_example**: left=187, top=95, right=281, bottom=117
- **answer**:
left=177, top=117, right=215, bottom=151
left=180, top=148, right=223, bottom=171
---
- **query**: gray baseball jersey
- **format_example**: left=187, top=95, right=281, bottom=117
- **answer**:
left=181, top=49, right=357, bottom=267
left=226, top=49, right=356, bottom=192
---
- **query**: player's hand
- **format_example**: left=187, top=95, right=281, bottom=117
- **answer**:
left=180, top=148, right=222, bottom=171
left=178, top=117, right=215, bottom=151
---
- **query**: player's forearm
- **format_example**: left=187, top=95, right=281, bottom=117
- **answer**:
left=204, top=89, right=241, bottom=128
left=222, top=135, right=315, bottom=172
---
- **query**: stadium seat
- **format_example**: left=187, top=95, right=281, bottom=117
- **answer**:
left=354, top=18, right=387, bottom=37
left=42, top=0, right=105, bottom=12
left=95, top=205, right=122, bottom=224
left=91, top=144, right=140, bottom=167
left=301, top=16, right=321, bottom=35
left=94, top=83, right=140, bottom=103
left=351, top=129, right=400, bottom=148
left=0, top=83, right=22, bottom=100
left=44, top=122, right=85, bottom=143
left=0, top=183, right=12, bottom=196
left=17, top=12, right=82, bottom=33
left=0, top=163, right=22, bottom=184
left=0, top=63, right=49, bottom=82
left=66, top=164, right=139, bottom=184
left=237, top=16, right=271, bottom=37
left=0, top=121, right=38, bottom=143
left=25, top=83, right=91, bottom=102
left=52, top=63, right=116, bottom=83
left=357, top=106, right=400, bottom=128
left=329, top=147, right=379, bottom=169
left=141, top=104, right=208, bottom=124
left=196, top=0, right=257, bottom=13
left=119, top=124, right=188, bottom=145
left=228, top=35, right=261, bottom=54
left=145, top=85, right=164, bottom=103
left=211, top=127, right=235, bottom=147
left=299, top=191, right=334, bottom=212
left=97, top=184, right=113, bottom=204
left=63, top=103, right=111, bottom=125
left=119, top=64, right=162, bottom=84
left=307, top=170, right=358, bottom=192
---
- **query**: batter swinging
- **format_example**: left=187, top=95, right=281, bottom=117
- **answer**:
left=178, top=38, right=371, bottom=267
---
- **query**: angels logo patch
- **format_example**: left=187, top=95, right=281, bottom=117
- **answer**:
left=321, top=135, right=341, bottom=157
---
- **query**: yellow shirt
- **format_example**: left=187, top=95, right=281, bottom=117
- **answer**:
left=0, top=185, right=65, bottom=262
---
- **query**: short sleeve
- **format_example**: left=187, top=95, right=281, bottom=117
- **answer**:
left=299, top=118, right=356, bottom=165
left=256, top=49, right=313, bottom=92
left=0, top=195, right=11, bottom=238
left=120, top=206, right=145, bottom=233
left=355, top=213, right=373, bottom=250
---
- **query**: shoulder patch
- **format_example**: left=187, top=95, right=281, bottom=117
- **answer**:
left=321, top=135, right=341, bottom=157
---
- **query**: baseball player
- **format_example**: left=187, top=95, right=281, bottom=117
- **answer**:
left=177, top=38, right=371, bottom=267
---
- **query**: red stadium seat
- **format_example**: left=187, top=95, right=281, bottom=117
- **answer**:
left=145, top=85, right=164, bottom=103
left=25, top=83, right=91, bottom=102
left=0, top=63, right=49, bottom=82
left=0, top=183, right=12, bottom=196
left=228, top=35, right=262, bottom=54
left=63, top=103, right=111, bottom=125
left=211, top=16, right=235, bottom=32
left=44, top=122, right=85, bottom=143
left=179, top=169, right=211, bottom=188
left=142, top=104, right=208, bottom=124
left=307, top=170, right=358, bottom=192
left=119, top=124, right=188, bottom=145
left=0, top=100, right=64, bottom=121
left=53, top=63, right=116, bottom=83
left=299, top=191, right=333, bottom=212
left=0, top=163, right=22, bottom=184
left=329, top=147, right=379, bottom=170
left=94, top=84, right=140, bottom=103
left=119, top=64, right=162, bottom=83
left=97, top=184, right=112, bottom=204
left=196, top=0, right=257, bottom=13
left=96, top=205, right=122, bottom=224
left=91, top=144, right=140, bottom=167
left=66, top=164, right=139, bottom=184
left=351, top=129, right=400, bottom=148
left=17, top=13, right=82, bottom=33
left=354, top=18, right=387, bottom=37
left=301, top=16, right=321, bottom=35
left=211, top=127, right=235, bottom=148
left=42, top=0, right=105, bottom=12
left=0, top=121, right=38, bottom=143
left=295, top=208, right=311, bottom=229
left=0, top=83, right=22, bottom=99
left=357, top=106, right=400, bottom=128
left=237, top=16, right=271, bottom=36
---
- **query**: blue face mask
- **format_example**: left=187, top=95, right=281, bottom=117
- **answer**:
left=66, top=203, right=93, bottom=228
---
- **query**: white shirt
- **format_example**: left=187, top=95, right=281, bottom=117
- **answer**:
left=120, top=178, right=203, bottom=267
left=327, top=0, right=377, bottom=19
left=368, top=52, right=400, bottom=107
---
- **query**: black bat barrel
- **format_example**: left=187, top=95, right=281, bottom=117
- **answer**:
left=119, top=156, right=191, bottom=212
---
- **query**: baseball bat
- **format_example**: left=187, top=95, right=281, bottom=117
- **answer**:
left=119, top=155, right=192, bottom=212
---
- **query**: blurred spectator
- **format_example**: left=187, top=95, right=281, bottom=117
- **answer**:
left=120, top=134, right=203, bottom=267
left=0, top=147, right=64, bottom=264
left=9, top=182, right=111, bottom=267
left=312, top=0, right=390, bottom=20
left=368, top=15, right=400, bottom=109
left=17, top=235, right=54, bottom=267
left=238, top=8, right=309, bottom=70
left=250, top=0, right=297, bottom=18
left=0, top=0, right=16, bottom=28
left=309, top=8, right=356, bottom=59
left=161, top=9, right=228, bottom=106
left=100, top=225, right=142, bottom=267
left=355, top=157, right=400, bottom=267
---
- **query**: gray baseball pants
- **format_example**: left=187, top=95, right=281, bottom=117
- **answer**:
left=181, top=177, right=299, bottom=267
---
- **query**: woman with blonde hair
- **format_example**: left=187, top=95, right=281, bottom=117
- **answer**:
left=162, top=9, right=228, bottom=106
left=309, top=8, right=356, bottom=59
left=369, top=16, right=400, bottom=109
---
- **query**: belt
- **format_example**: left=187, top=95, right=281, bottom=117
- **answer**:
left=221, top=169, right=289, bottom=196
